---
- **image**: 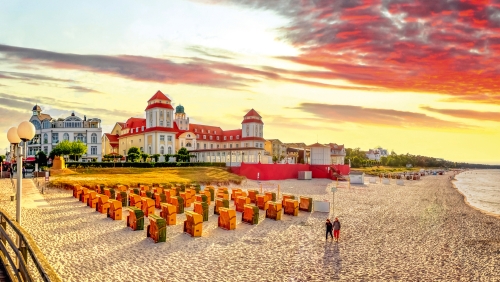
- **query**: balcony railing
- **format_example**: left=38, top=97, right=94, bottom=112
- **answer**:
left=0, top=208, right=61, bottom=282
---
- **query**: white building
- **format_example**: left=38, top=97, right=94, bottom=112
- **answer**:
left=108, top=91, right=266, bottom=164
left=366, top=147, right=388, bottom=161
left=28, top=105, right=103, bottom=162
left=308, top=143, right=331, bottom=165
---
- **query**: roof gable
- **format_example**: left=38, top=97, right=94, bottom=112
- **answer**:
left=148, top=90, right=171, bottom=102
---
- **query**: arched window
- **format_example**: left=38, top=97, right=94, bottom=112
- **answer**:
left=75, top=133, right=85, bottom=142
left=63, top=133, right=69, bottom=141
left=160, top=146, right=164, bottom=154
left=42, top=120, right=51, bottom=129
left=31, top=120, right=41, bottom=130
left=168, top=147, right=172, bottom=154
left=186, top=142, right=192, bottom=147
left=91, top=133, right=97, bottom=143
left=43, top=133, right=48, bottom=144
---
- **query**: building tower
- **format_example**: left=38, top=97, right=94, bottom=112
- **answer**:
left=241, top=109, right=263, bottom=138
left=174, top=104, right=190, bottom=130
left=32, top=104, right=41, bottom=116
left=145, top=90, right=174, bottom=128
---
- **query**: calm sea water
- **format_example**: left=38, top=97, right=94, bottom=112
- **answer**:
left=454, top=169, right=500, bottom=216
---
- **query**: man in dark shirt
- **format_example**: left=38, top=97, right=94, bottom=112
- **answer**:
left=325, top=219, right=333, bottom=241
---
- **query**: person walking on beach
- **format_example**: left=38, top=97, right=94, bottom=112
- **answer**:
left=333, top=218, right=341, bottom=242
left=325, top=219, right=333, bottom=241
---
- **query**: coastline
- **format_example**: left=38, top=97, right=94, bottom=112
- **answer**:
left=451, top=179, right=500, bottom=220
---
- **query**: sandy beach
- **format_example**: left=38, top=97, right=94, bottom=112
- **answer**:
left=1, top=173, right=499, bottom=281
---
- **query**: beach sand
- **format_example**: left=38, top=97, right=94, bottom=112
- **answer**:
left=1, top=174, right=499, bottom=281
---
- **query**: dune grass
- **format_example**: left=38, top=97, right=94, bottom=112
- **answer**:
left=48, top=167, right=246, bottom=188
left=352, top=166, right=422, bottom=175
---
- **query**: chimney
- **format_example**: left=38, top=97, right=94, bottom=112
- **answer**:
left=84, top=115, right=87, bottom=121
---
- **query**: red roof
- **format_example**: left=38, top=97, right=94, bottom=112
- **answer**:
left=105, top=133, right=119, bottom=143
left=328, top=143, right=345, bottom=150
left=148, top=90, right=171, bottom=102
left=241, top=119, right=264, bottom=124
left=145, top=103, right=174, bottom=111
left=189, top=124, right=224, bottom=135
left=244, top=109, right=261, bottom=118
left=123, top=117, right=146, bottom=129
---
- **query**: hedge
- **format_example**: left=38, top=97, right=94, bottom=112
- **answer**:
left=64, top=162, right=226, bottom=168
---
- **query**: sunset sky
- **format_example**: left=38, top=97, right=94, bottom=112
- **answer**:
left=1, top=0, right=500, bottom=164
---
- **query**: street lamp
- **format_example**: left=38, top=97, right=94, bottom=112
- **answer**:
left=258, top=152, right=261, bottom=163
left=7, top=121, right=36, bottom=225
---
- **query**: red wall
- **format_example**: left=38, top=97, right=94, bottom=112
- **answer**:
left=230, top=163, right=350, bottom=180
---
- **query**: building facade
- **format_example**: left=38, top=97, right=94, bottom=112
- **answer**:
left=264, top=139, right=287, bottom=159
left=28, top=105, right=103, bottom=162
left=328, top=143, right=346, bottom=165
left=366, top=147, right=388, bottom=161
left=106, top=91, right=266, bottom=164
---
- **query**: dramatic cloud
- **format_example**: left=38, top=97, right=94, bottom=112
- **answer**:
left=0, top=71, right=74, bottom=83
left=199, top=0, right=500, bottom=98
left=0, top=44, right=252, bottom=88
left=420, top=106, right=500, bottom=122
left=296, top=103, right=469, bottom=129
left=65, top=86, right=101, bottom=93
left=441, top=94, right=500, bottom=105
left=0, top=93, right=135, bottom=120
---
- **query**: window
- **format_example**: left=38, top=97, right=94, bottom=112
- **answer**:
left=131, top=129, right=134, bottom=133
left=52, top=133, right=59, bottom=144
left=224, top=145, right=226, bottom=148
left=210, top=144, right=213, bottom=149
left=140, top=147, right=143, bottom=152
left=197, top=143, right=200, bottom=149
left=141, top=126, right=144, bottom=131
left=91, top=146, right=97, bottom=155
left=236, top=144, right=239, bottom=148
left=210, top=136, right=213, bottom=140
left=196, top=134, right=199, bottom=138
left=203, top=135, right=206, bottom=139
left=167, top=136, right=172, bottom=142
left=91, top=133, right=97, bottom=143
left=181, top=142, right=184, bottom=147
left=43, top=146, right=48, bottom=154
left=131, top=140, right=133, bottom=144
left=168, top=147, right=172, bottom=154
left=245, top=143, right=249, bottom=147
left=216, top=136, right=219, bottom=140
left=224, top=136, right=227, bottom=141
left=136, top=127, right=138, bottom=132
left=217, top=145, right=219, bottom=148
left=202, top=129, right=204, bottom=133
left=42, top=120, right=51, bottom=129
left=160, top=135, right=165, bottom=141
left=31, top=120, right=41, bottom=130
left=186, top=142, right=192, bottom=147
left=214, top=131, right=217, bottom=134
left=230, top=144, right=233, bottom=148
left=148, top=146, right=151, bottom=154
left=160, top=120, right=163, bottom=126
left=236, top=135, right=239, bottom=139
left=230, top=136, right=233, bottom=140
left=43, top=133, right=48, bottom=144
left=160, top=146, right=164, bottom=154
left=139, top=139, right=141, bottom=142
left=75, top=133, right=85, bottom=142
left=204, top=144, right=207, bottom=149
left=208, top=130, right=211, bottom=133
left=195, top=129, right=197, bottom=133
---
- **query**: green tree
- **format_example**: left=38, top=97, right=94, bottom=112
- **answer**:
left=141, top=153, right=149, bottom=162
left=0, top=155, right=4, bottom=163
left=127, top=147, right=141, bottom=162
left=177, top=147, right=190, bottom=162
left=70, top=141, right=87, bottom=161
left=36, top=151, right=48, bottom=167
left=151, top=154, right=161, bottom=162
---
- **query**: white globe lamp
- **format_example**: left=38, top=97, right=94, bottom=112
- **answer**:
left=7, top=127, right=21, bottom=144
left=17, top=121, right=36, bottom=141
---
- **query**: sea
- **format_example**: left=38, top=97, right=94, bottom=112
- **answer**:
left=454, top=169, right=500, bottom=217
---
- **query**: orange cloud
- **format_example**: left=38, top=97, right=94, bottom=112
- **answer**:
left=420, top=106, right=500, bottom=121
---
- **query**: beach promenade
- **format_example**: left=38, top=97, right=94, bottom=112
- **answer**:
left=0, top=174, right=499, bottom=281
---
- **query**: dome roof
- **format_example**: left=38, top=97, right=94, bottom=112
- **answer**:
left=176, top=104, right=185, bottom=114
left=32, top=104, right=41, bottom=111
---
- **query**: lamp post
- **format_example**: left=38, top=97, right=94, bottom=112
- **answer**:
left=7, top=121, right=36, bottom=225
left=258, top=152, right=261, bottom=164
